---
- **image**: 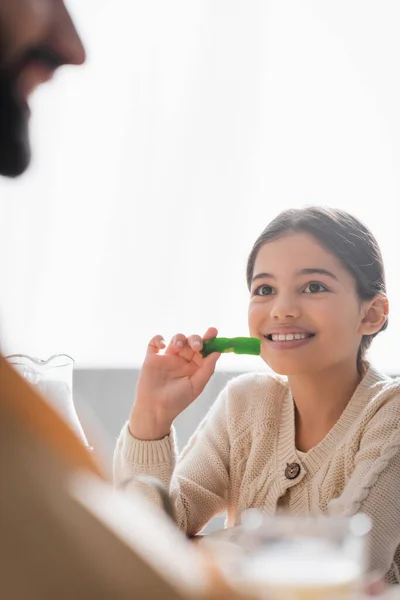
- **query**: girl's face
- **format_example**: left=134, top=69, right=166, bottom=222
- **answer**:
left=248, top=232, right=367, bottom=376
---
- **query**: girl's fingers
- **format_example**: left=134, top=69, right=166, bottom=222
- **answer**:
left=188, top=327, right=218, bottom=364
left=192, top=351, right=221, bottom=389
left=146, top=335, right=166, bottom=356
left=364, top=572, right=386, bottom=596
left=204, top=351, right=221, bottom=372
left=187, top=327, right=219, bottom=366
left=203, top=326, right=218, bottom=341
left=161, top=328, right=220, bottom=365
left=165, top=333, right=188, bottom=355
left=187, top=334, right=203, bottom=352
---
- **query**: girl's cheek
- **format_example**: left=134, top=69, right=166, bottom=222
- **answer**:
left=248, top=303, right=256, bottom=323
left=248, top=301, right=266, bottom=327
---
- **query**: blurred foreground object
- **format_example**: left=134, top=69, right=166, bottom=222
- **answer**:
left=6, top=353, right=89, bottom=447
left=0, top=355, right=252, bottom=600
left=205, top=510, right=371, bottom=599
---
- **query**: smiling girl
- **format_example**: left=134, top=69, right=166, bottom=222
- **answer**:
left=114, top=207, right=400, bottom=583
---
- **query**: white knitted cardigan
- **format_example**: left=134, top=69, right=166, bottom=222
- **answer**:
left=114, top=364, right=400, bottom=583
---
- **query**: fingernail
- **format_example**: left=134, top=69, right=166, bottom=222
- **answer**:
left=193, top=340, right=202, bottom=348
left=175, top=340, right=184, bottom=348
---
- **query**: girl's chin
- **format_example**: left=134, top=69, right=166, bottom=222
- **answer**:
left=262, top=355, right=318, bottom=377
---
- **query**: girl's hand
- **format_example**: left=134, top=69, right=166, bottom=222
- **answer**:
left=128, top=327, right=220, bottom=440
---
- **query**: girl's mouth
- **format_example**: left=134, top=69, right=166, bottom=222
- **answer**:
left=265, top=332, right=315, bottom=342
left=264, top=332, right=316, bottom=350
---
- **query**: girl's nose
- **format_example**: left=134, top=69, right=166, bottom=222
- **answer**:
left=270, top=295, right=301, bottom=320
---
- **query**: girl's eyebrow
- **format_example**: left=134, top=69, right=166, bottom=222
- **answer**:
left=252, top=268, right=338, bottom=283
left=300, top=268, right=338, bottom=280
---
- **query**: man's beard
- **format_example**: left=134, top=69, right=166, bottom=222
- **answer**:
left=0, top=70, right=31, bottom=177
left=0, top=46, right=66, bottom=179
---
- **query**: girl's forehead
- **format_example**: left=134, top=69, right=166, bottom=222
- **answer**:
left=254, top=232, right=344, bottom=273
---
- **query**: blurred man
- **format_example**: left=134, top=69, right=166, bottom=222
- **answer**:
left=0, top=3, right=200, bottom=598
left=0, top=0, right=85, bottom=176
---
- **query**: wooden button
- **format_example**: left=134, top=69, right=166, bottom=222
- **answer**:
left=285, top=462, right=301, bottom=480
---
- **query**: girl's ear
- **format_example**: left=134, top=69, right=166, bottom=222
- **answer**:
left=359, top=294, right=389, bottom=336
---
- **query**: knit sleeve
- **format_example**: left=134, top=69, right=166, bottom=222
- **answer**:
left=113, top=422, right=178, bottom=489
left=113, top=387, right=230, bottom=536
left=327, top=397, right=400, bottom=583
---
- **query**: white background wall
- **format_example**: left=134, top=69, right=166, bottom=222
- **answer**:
left=1, top=0, right=399, bottom=373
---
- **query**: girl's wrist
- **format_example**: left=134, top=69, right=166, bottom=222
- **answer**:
left=128, top=406, right=172, bottom=441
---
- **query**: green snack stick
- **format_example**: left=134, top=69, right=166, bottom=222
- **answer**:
left=201, top=337, right=261, bottom=357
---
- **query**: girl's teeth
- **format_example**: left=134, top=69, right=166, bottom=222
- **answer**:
left=271, top=333, right=308, bottom=342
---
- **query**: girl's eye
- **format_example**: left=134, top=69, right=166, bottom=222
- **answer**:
left=304, top=282, right=327, bottom=294
left=254, top=284, right=274, bottom=296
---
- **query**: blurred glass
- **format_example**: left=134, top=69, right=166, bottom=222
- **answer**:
left=219, top=511, right=371, bottom=600
left=6, top=353, right=90, bottom=449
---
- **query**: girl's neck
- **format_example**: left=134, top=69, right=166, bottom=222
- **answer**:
left=287, top=360, right=363, bottom=452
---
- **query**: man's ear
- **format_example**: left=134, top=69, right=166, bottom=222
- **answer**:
left=359, top=294, right=389, bottom=336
